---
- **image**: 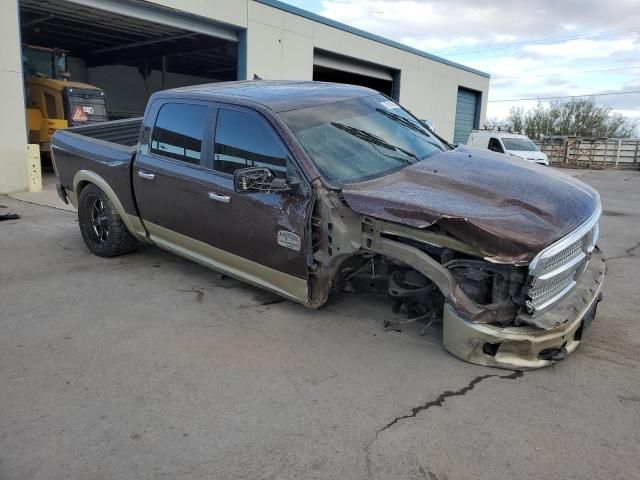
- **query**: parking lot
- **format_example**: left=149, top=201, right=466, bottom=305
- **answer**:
left=1, top=168, right=639, bottom=479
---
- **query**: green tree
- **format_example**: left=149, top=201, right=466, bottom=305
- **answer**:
left=506, top=107, right=525, bottom=134
left=504, top=98, right=637, bottom=139
left=483, top=117, right=508, bottom=130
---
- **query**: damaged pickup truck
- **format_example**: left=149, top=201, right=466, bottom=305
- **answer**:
left=52, top=80, right=605, bottom=369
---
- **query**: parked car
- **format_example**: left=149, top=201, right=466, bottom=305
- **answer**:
left=51, top=81, right=604, bottom=369
left=466, top=130, right=549, bottom=165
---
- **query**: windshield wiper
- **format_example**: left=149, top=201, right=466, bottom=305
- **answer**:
left=375, top=108, right=445, bottom=150
left=330, top=121, right=420, bottom=162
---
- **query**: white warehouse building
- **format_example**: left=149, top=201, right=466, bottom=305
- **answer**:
left=0, top=0, right=490, bottom=193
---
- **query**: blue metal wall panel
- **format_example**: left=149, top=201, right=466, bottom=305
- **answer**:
left=453, top=88, right=479, bottom=144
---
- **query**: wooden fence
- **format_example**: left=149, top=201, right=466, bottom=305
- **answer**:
left=535, top=136, right=640, bottom=169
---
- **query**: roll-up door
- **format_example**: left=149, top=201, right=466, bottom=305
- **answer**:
left=453, top=87, right=480, bottom=144
left=313, top=49, right=398, bottom=99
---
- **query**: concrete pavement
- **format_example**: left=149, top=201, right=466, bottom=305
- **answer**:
left=1, top=169, right=639, bottom=480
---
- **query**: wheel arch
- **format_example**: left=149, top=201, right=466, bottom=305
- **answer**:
left=73, top=170, right=147, bottom=241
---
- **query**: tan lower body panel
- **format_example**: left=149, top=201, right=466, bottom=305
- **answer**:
left=67, top=190, right=78, bottom=207
left=145, top=222, right=309, bottom=305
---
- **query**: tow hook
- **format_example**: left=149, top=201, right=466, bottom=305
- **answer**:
left=539, top=345, right=568, bottom=361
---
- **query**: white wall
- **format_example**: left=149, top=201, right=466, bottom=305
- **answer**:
left=245, top=1, right=490, bottom=143
left=0, top=0, right=489, bottom=192
left=151, top=0, right=248, bottom=28
left=0, top=1, right=28, bottom=193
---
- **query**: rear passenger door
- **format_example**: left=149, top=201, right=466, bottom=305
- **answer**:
left=133, top=100, right=214, bottom=244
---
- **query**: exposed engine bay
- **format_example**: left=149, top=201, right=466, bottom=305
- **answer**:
left=337, top=252, right=527, bottom=331
left=308, top=185, right=530, bottom=330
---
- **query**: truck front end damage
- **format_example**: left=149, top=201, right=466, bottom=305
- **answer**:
left=443, top=248, right=604, bottom=369
left=362, top=219, right=604, bottom=368
left=308, top=185, right=604, bottom=370
left=276, top=88, right=605, bottom=369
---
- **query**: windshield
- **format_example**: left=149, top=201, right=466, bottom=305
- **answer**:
left=22, top=47, right=67, bottom=79
left=23, top=48, right=54, bottom=78
left=279, top=95, right=445, bottom=186
left=502, top=137, right=539, bottom=152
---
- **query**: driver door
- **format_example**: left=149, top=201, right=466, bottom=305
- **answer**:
left=199, top=104, right=312, bottom=302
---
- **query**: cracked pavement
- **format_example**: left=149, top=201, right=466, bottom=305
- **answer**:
left=375, top=371, right=523, bottom=435
left=1, top=169, right=640, bottom=479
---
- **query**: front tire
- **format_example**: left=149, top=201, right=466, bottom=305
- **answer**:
left=78, top=184, right=137, bottom=257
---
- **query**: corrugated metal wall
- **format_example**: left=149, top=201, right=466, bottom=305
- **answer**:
left=453, top=87, right=479, bottom=144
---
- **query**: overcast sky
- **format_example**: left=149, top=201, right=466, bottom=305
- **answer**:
left=281, top=0, right=640, bottom=122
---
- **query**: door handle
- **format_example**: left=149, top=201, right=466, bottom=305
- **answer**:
left=207, top=192, right=231, bottom=204
left=137, top=171, right=155, bottom=180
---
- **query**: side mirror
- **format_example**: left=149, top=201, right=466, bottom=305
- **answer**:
left=233, top=167, right=292, bottom=194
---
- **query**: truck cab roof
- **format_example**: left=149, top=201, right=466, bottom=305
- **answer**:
left=158, top=80, right=377, bottom=113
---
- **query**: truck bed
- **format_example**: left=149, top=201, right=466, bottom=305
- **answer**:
left=51, top=118, right=142, bottom=215
left=64, top=117, right=143, bottom=147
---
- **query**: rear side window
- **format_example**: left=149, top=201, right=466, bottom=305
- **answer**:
left=151, top=103, right=207, bottom=165
left=214, top=109, right=287, bottom=178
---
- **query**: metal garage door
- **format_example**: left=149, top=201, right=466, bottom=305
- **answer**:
left=453, top=87, right=479, bottom=145
left=314, top=50, right=394, bottom=82
left=62, top=0, right=238, bottom=41
left=313, top=49, right=397, bottom=99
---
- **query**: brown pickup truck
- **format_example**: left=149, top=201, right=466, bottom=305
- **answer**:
left=52, top=80, right=605, bottom=369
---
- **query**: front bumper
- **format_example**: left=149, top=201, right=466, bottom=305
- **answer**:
left=443, top=248, right=605, bottom=370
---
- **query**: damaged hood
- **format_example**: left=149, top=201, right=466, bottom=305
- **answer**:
left=342, top=146, right=600, bottom=263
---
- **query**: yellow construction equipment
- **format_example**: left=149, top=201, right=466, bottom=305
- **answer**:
left=23, top=45, right=107, bottom=154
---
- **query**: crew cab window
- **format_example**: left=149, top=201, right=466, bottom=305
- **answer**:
left=214, top=109, right=287, bottom=178
left=150, top=103, right=207, bottom=165
left=488, top=138, right=504, bottom=153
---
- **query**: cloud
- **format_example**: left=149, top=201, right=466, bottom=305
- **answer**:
left=545, top=78, right=571, bottom=87
left=304, top=0, right=640, bottom=120
left=318, top=0, right=640, bottom=50
left=593, top=82, right=640, bottom=110
left=522, top=38, right=637, bottom=58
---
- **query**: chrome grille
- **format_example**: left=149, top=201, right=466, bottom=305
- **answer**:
left=536, top=238, right=584, bottom=275
left=528, top=270, right=576, bottom=307
left=526, top=206, right=601, bottom=316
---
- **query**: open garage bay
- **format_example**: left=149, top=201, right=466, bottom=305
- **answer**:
left=20, top=0, right=239, bottom=119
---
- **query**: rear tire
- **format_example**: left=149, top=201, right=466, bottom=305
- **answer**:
left=78, top=184, right=137, bottom=257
